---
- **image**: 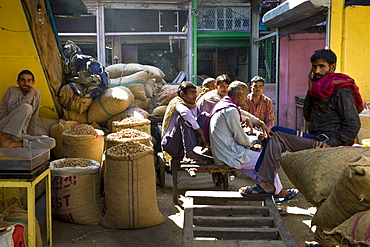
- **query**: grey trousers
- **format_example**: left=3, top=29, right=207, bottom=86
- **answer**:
left=255, top=131, right=314, bottom=184
left=0, top=103, right=55, bottom=149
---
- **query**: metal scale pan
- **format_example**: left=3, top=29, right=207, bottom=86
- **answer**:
left=0, top=148, right=50, bottom=171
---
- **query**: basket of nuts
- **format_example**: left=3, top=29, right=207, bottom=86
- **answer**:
left=105, top=128, right=152, bottom=149
left=111, top=116, right=151, bottom=135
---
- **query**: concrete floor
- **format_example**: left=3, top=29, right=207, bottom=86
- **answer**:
left=36, top=168, right=318, bottom=247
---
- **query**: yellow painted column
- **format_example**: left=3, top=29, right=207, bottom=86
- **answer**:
left=329, top=0, right=345, bottom=72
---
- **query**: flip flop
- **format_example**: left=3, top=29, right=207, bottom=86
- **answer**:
left=275, top=188, right=299, bottom=203
left=239, top=183, right=274, bottom=197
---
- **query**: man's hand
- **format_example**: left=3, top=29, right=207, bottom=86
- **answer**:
left=308, top=69, right=315, bottom=91
left=242, top=118, right=254, bottom=134
left=28, top=88, right=37, bottom=96
left=259, top=121, right=272, bottom=137
left=312, top=141, right=330, bottom=149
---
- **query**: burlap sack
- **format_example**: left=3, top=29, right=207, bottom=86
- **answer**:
left=324, top=209, right=370, bottom=246
left=279, top=146, right=370, bottom=207
left=50, top=120, right=79, bottom=159
left=62, top=128, right=105, bottom=163
left=158, top=85, right=178, bottom=106
left=36, top=115, right=59, bottom=136
left=1, top=198, right=42, bottom=247
left=101, top=145, right=164, bottom=229
left=152, top=105, right=167, bottom=117
left=145, top=78, right=156, bottom=98
left=50, top=158, right=103, bottom=225
left=132, top=98, right=151, bottom=110
left=105, top=63, right=147, bottom=79
left=109, top=71, right=150, bottom=101
left=58, top=84, right=94, bottom=114
left=63, top=109, right=88, bottom=124
left=105, top=131, right=152, bottom=149
left=312, top=155, right=370, bottom=229
left=87, top=86, right=134, bottom=123
left=111, top=118, right=151, bottom=135
left=144, top=65, right=165, bottom=82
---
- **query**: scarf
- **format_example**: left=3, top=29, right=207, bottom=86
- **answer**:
left=309, top=73, right=364, bottom=113
left=204, top=96, right=242, bottom=139
left=161, top=96, right=197, bottom=136
left=196, top=87, right=211, bottom=102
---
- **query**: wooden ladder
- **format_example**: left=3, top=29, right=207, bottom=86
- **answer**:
left=182, top=191, right=296, bottom=247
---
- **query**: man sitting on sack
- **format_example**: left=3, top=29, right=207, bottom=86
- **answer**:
left=161, top=81, right=206, bottom=161
left=0, top=70, right=55, bottom=149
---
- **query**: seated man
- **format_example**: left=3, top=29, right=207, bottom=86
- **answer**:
left=197, top=74, right=270, bottom=135
left=161, top=81, right=205, bottom=161
left=208, top=81, right=293, bottom=200
left=242, top=76, right=275, bottom=129
left=0, top=70, right=55, bottom=149
left=196, top=77, right=216, bottom=101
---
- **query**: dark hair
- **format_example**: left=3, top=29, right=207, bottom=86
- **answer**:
left=17, top=70, right=34, bottom=81
left=215, top=74, right=231, bottom=86
left=178, top=81, right=196, bottom=96
left=310, top=49, right=337, bottom=65
left=250, top=75, right=265, bottom=85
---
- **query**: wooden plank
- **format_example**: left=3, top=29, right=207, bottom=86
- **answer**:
left=192, top=205, right=269, bottom=216
left=182, top=204, right=194, bottom=247
left=265, top=198, right=296, bottom=247
left=193, top=227, right=280, bottom=240
left=193, top=215, right=274, bottom=227
left=191, top=239, right=287, bottom=247
left=185, top=190, right=272, bottom=199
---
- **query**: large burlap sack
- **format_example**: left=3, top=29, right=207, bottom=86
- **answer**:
left=107, top=108, right=149, bottom=133
left=152, top=105, right=167, bottom=117
left=358, top=109, right=370, bottom=144
left=101, top=142, right=164, bottom=229
left=36, top=115, right=59, bottom=136
left=105, top=63, right=147, bottom=79
left=63, top=109, right=88, bottom=124
left=50, top=158, right=103, bottom=225
left=324, top=209, right=370, bottom=246
left=87, top=86, right=134, bottom=123
left=111, top=117, right=151, bottom=135
left=62, top=125, right=105, bottom=163
left=158, top=85, right=178, bottom=106
left=279, top=146, right=370, bottom=207
left=109, top=71, right=150, bottom=100
left=1, top=198, right=42, bottom=247
left=145, top=78, right=156, bottom=98
left=105, top=129, right=152, bottom=149
left=49, top=120, right=79, bottom=159
left=58, top=84, right=94, bottom=114
left=144, top=65, right=165, bottom=82
left=312, top=155, right=370, bottom=229
left=132, top=98, right=151, bottom=110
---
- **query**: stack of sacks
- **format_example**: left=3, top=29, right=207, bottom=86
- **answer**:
left=59, top=83, right=93, bottom=123
left=105, top=63, right=166, bottom=113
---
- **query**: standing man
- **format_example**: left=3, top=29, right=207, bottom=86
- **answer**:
left=161, top=81, right=206, bottom=161
left=0, top=70, right=55, bottom=149
left=242, top=76, right=275, bottom=129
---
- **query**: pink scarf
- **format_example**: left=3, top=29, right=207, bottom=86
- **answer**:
left=309, top=73, right=364, bottom=113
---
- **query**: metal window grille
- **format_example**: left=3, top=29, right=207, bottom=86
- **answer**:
left=197, top=7, right=250, bottom=30
left=257, top=36, right=277, bottom=84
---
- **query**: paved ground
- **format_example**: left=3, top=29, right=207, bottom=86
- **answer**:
left=37, top=168, right=318, bottom=247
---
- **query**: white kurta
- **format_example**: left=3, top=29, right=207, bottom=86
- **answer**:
left=209, top=107, right=253, bottom=169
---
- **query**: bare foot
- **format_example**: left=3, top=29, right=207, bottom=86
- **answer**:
left=239, top=181, right=275, bottom=194
left=0, top=138, right=22, bottom=148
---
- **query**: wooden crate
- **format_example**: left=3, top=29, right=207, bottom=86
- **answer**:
left=182, top=191, right=296, bottom=247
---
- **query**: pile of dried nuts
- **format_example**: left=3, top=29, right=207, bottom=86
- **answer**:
left=53, top=158, right=94, bottom=168
left=118, top=117, right=146, bottom=124
left=108, top=129, right=148, bottom=140
left=64, top=124, right=97, bottom=135
left=106, top=141, right=150, bottom=156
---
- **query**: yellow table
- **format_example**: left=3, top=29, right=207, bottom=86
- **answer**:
left=0, top=163, right=52, bottom=247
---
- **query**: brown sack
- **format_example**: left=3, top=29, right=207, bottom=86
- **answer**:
left=49, top=120, right=79, bottom=159
left=50, top=158, right=103, bottom=225
left=36, top=115, right=59, bottom=136
left=87, top=86, right=134, bottom=124
left=324, top=209, right=370, bottom=246
left=101, top=142, right=164, bottom=229
left=58, top=84, right=94, bottom=114
left=105, top=63, right=147, bottom=79
left=62, top=127, right=105, bottom=163
left=279, top=146, right=370, bottom=207
left=109, top=71, right=150, bottom=101
left=63, top=109, right=88, bottom=124
left=312, top=155, right=370, bottom=229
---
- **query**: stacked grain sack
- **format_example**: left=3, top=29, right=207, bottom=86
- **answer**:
left=105, top=63, right=166, bottom=114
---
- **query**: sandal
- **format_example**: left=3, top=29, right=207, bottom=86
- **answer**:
left=275, top=188, right=299, bottom=203
left=239, top=183, right=274, bottom=197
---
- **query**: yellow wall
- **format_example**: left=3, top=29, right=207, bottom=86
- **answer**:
left=330, top=2, right=370, bottom=101
left=0, top=0, right=58, bottom=119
